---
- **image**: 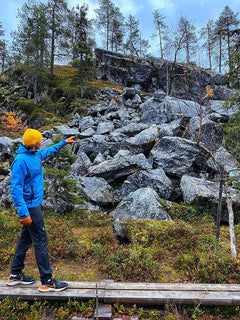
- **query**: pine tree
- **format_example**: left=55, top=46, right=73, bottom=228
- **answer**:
left=125, top=15, right=140, bottom=56
left=47, top=0, right=69, bottom=76
left=152, top=10, right=167, bottom=59
left=94, top=0, right=115, bottom=51
left=0, top=22, right=6, bottom=73
left=109, top=6, right=125, bottom=52
left=217, top=6, right=239, bottom=70
left=12, top=1, right=49, bottom=104
left=228, top=30, right=240, bottom=87
left=177, top=16, right=197, bottom=64
left=213, top=17, right=225, bottom=73
left=72, top=4, right=96, bottom=98
left=200, top=19, right=215, bottom=70
left=0, top=22, right=4, bottom=37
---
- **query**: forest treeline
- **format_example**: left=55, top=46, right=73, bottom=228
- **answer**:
left=0, top=0, right=239, bottom=76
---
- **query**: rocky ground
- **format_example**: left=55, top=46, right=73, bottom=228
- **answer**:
left=1, top=83, right=239, bottom=237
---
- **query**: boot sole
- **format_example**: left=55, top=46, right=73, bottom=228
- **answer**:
left=38, top=286, right=68, bottom=292
left=7, top=280, right=35, bottom=286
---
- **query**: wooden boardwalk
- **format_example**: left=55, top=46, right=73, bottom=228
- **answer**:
left=1, top=280, right=240, bottom=305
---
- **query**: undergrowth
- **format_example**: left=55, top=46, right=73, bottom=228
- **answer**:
left=1, top=205, right=240, bottom=319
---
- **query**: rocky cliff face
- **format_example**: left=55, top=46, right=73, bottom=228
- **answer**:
left=95, top=48, right=234, bottom=103
left=0, top=79, right=239, bottom=237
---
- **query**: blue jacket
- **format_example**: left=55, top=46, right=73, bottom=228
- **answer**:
left=11, top=140, right=67, bottom=219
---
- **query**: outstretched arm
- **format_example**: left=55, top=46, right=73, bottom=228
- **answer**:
left=38, top=136, right=75, bottom=161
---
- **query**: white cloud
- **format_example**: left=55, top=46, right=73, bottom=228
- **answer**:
left=114, top=0, right=142, bottom=15
left=149, top=0, right=175, bottom=11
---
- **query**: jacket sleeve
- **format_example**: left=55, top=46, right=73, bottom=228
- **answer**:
left=10, top=159, right=30, bottom=219
left=37, top=140, right=67, bottom=161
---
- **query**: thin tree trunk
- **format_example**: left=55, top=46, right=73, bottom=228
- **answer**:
left=216, top=179, right=223, bottom=244
left=50, top=28, right=55, bottom=76
left=50, top=4, right=56, bottom=76
left=207, top=24, right=212, bottom=70
left=224, top=181, right=237, bottom=258
left=219, top=36, right=222, bottom=73
left=2, top=41, right=6, bottom=73
left=157, top=23, right=163, bottom=59
left=197, top=103, right=203, bottom=144
left=34, top=48, right=39, bottom=105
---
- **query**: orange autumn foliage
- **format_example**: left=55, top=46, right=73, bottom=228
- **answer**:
left=0, top=111, right=26, bottom=135
left=206, top=86, right=214, bottom=98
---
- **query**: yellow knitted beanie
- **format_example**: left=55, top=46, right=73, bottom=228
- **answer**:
left=23, top=129, right=43, bottom=145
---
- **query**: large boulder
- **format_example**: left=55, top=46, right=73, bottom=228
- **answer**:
left=184, top=116, right=223, bottom=152
left=111, top=187, right=172, bottom=239
left=53, top=124, right=79, bottom=137
left=87, top=103, right=109, bottom=116
left=77, top=176, right=120, bottom=206
left=78, top=116, right=96, bottom=132
left=150, top=136, right=210, bottom=177
left=88, top=153, right=152, bottom=182
left=76, top=135, right=113, bottom=157
left=114, top=122, right=148, bottom=136
left=141, top=96, right=206, bottom=125
left=206, top=146, right=240, bottom=178
left=207, top=100, right=238, bottom=118
left=120, top=168, right=173, bottom=199
left=70, top=152, right=92, bottom=177
left=125, top=124, right=159, bottom=154
left=0, top=176, right=12, bottom=208
left=0, top=137, right=14, bottom=162
left=180, top=175, right=240, bottom=222
left=96, top=121, right=115, bottom=135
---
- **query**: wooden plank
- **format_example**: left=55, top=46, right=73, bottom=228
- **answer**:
left=0, top=287, right=103, bottom=301
left=104, top=282, right=240, bottom=292
left=1, top=280, right=240, bottom=305
left=1, top=280, right=240, bottom=292
left=103, top=290, right=240, bottom=306
left=0, top=281, right=104, bottom=289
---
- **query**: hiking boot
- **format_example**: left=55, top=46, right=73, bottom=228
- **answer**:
left=7, top=273, right=36, bottom=286
left=39, top=276, right=68, bottom=292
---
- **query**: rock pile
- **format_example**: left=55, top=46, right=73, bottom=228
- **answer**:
left=0, top=85, right=239, bottom=237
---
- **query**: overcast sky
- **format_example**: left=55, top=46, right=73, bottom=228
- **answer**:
left=0, top=0, right=239, bottom=59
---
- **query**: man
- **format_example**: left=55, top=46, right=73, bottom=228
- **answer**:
left=7, top=128, right=75, bottom=292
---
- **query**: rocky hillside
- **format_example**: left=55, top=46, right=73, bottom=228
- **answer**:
left=0, top=52, right=239, bottom=237
left=95, top=48, right=235, bottom=102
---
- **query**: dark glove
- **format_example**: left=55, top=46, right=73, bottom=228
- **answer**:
left=20, top=216, right=32, bottom=226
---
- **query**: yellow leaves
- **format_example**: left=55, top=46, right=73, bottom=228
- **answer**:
left=206, top=86, right=214, bottom=98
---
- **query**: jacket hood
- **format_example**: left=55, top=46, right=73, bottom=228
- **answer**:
left=16, top=144, right=36, bottom=154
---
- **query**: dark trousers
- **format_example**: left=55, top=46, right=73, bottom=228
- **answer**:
left=11, top=206, right=53, bottom=284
